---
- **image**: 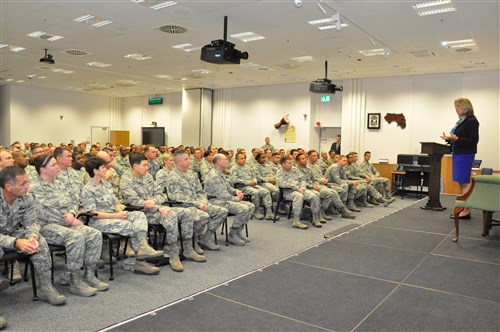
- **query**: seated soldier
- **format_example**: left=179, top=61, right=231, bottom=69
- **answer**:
left=155, top=153, right=174, bottom=191
left=204, top=154, right=254, bottom=246
left=120, top=153, right=205, bottom=272
left=230, top=152, right=274, bottom=220
left=360, top=151, right=391, bottom=199
left=254, top=152, right=279, bottom=206
left=166, top=151, right=228, bottom=251
left=30, top=155, right=107, bottom=297
left=81, top=157, right=163, bottom=275
left=276, top=156, right=321, bottom=229
left=0, top=166, right=66, bottom=312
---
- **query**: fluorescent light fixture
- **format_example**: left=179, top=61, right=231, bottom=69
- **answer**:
left=441, top=39, right=475, bottom=48
left=86, top=61, right=111, bottom=67
left=150, top=1, right=177, bottom=10
left=184, top=47, right=201, bottom=52
left=308, top=18, right=334, bottom=25
left=74, top=14, right=95, bottom=22
left=358, top=48, right=386, bottom=56
left=93, top=20, right=113, bottom=27
left=47, top=35, right=64, bottom=41
left=154, top=74, right=173, bottom=79
left=417, top=6, right=456, bottom=15
left=124, top=53, right=151, bottom=61
left=240, top=62, right=261, bottom=68
left=52, top=68, right=74, bottom=74
left=16, top=80, right=25, bottom=83
left=130, top=0, right=144, bottom=3
left=27, top=74, right=37, bottom=78
left=318, top=23, right=349, bottom=30
left=0, top=44, right=8, bottom=49
left=9, top=46, right=25, bottom=52
left=38, top=76, right=47, bottom=79
left=27, top=31, right=46, bottom=37
left=231, top=32, right=266, bottom=43
left=412, top=0, right=451, bottom=9
left=230, top=32, right=254, bottom=38
left=242, top=36, right=266, bottom=42
left=5, top=78, right=14, bottom=82
left=172, top=43, right=192, bottom=49
left=291, top=56, right=316, bottom=62
left=191, top=69, right=212, bottom=74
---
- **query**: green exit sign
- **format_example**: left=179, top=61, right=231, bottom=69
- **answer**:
left=321, top=95, right=331, bottom=102
left=148, top=97, right=163, bottom=105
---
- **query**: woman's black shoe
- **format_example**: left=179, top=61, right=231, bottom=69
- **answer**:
left=450, top=213, right=471, bottom=220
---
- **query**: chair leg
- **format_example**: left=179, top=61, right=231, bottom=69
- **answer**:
left=108, top=238, right=114, bottom=281
left=29, top=260, right=38, bottom=301
left=23, top=259, right=29, bottom=282
left=224, top=218, right=229, bottom=246
left=178, top=223, right=184, bottom=254
left=245, top=223, right=249, bottom=237
left=482, top=211, right=492, bottom=237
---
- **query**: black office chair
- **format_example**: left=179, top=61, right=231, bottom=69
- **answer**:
left=481, top=168, right=493, bottom=175
left=1, top=250, right=38, bottom=300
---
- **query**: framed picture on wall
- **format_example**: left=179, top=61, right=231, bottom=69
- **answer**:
left=367, top=113, right=381, bottom=129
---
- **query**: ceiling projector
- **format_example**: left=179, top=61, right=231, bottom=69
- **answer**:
left=39, top=49, right=55, bottom=64
left=201, top=16, right=248, bottom=65
left=309, top=61, right=342, bottom=94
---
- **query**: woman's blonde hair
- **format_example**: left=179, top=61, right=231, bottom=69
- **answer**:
left=454, top=98, right=474, bottom=116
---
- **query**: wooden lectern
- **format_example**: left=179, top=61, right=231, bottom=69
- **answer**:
left=420, top=142, right=451, bottom=210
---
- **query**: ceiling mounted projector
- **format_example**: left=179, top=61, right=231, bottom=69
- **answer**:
left=201, top=16, right=249, bottom=65
left=39, top=48, right=55, bottom=64
left=309, top=61, right=343, bottom=94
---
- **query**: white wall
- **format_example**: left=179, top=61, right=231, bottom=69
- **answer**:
left=121, top=93, right=182, bottom=146
left=5, top=85, right=112, bottom=145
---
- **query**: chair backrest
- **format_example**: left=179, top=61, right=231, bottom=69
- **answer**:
left=463, top=175, right=500, bottom=212
left=481, top=168, right=493, bottom=175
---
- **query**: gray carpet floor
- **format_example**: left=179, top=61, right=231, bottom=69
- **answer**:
left=1, top=195, right=498, bottom=331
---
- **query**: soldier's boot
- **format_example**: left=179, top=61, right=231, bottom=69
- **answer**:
left=358, top=198, right=374, bottom=208
left=381, top=197, right=396, bottom=207
left=321, top=209, right=332, bottom=221
left=346, top=200, right=361, bottom=212
left=313, top=213, right=323, bottom=228
left=0, top=315, right=6, bottom=329
left=83, top=265, right=109, bottom=291
left=384, top=191, right=392, bottom=199
left=193, top=237, right=205, bottom=255
left=265, top=207, right=278, bottom=220
left=38, top=281, right=67, bottom=305
left=12, top=260, right=22, bottom=283
left=292, top=217, right=308, bottom=230
left=253, top=209, right=265, bottom=220
left=123, top=240, right=135, bottom=258
left=228, top=228, right=246, bottom=246
left=182, top=239, right=206, bottom=262
left=238, top=226, right=251, bottom=243
left=136, top=238, right=163, bottom=260
left=326, top=206, right=340, bottom=216
left=367, top=197, right=380, bottom=205
left=199, top=230, right=220, bottom=251
left=134, top=260, right=160, bottom=275
left=163, top=243, right=184, bottom=272
left=340, top=208, right=356, bottom=219
left=100, top=241, right=116, bottom=264
left=69, top=270, right=97, bottom=297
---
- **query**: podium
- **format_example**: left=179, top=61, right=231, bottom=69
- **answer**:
left=420, top=142, right=451, bottom=210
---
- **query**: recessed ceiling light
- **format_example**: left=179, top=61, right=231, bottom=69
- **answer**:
left=0, top=44, right=8, bottom=49
left=27, top=31, right=64, bottom=41
left=358, top=48, right=386, bottom=56
left=27, top=31, right=46, bottom=38
left=74, top=14, right=95, bottom=22
left=191, top=69, right=212, bottom=74
left=5, top=78, right=14, bottom=82
left=150, top=1, right=177, bottom=10
left=27, top=74, right=37, bottom=78
left=124, top=53, right=151, bottom=61
left=417, top=7, right=456, bottom=15
left=441, top=39, right=475, bottom=48
left=308, top=18, right=335, bottom=25
left=52, top=68, right=74, bottom=74
left=16, top=80, right=25, bottom=83
left=230, top=32, right=266, bottom=43
left=412, top=0, right=451, bottom=9
left=172, top=43, right=192, bottom=49
left=74, top=15, right=112, bottom=27
left=9, top=45, right=25, bottom=52
left=154, top=74, right=173, bottom=79
left=184, top=47, right=201, bottom=52
left=87, top=61, right=111, bottom=67
left=291, top=56, right=316, bottom=62
left=38, top=76, right=47, bottom=79
left=318, top=23, right=349, bottom=30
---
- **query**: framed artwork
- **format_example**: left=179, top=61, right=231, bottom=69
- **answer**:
left=367, top=113, right=381, bottom=129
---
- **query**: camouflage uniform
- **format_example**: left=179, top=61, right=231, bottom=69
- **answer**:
left=155, top=167, right=171, bottom=193
left=26, top=165, right=38, bottom=183
left=30, top=176, right=102, bottom=272
left=0, top=189, right=53, bottom=285
left=276, top=167, right=320, bottom=221
left=316, top=158, right=329, bottom=174
left=269, top=162, right=281, bottom=176
left=190, top=158, right=203, bottom=174
left=120, top=170, right=192, bottom=245
left=344, top=163, right=383, bottom=200
left=200, top=159, right=213, bottom=182
left=166, top=168, right=226, bottom=237
left=296, top=165, right=334, bottom=214
left=359, top=160, right=390, bottom=195
left=254, top=162, right=279, bottom=200
left=147, top=159, right=161, bottom=180
left=115, top=155, right=130, bottom=170
left=81, top=179, right=148, bottom=251
left=204, top=168, right=255, bottom=229
left=230, top=164, right=273, bottom=212
left=55, top=167, right=84, bottom=199
left=103, top=167, right=124, bottom=203
left=325, top=163, right=366, bottom=203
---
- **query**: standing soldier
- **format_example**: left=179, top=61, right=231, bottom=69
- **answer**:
left=204, top=154, right=254, bottom=246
